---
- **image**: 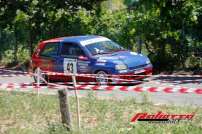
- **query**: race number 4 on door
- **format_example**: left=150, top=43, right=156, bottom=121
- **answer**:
left=64, top=58, right=77, bottom=75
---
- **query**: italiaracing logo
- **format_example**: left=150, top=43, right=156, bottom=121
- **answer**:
left=131, top=111, right=195, bottom=123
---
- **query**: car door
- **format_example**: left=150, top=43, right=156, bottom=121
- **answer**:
left=39, top=42, right=59, bottom=72
left=57, top=42, right=91, bottom=74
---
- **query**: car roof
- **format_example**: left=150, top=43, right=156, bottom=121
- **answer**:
left=42, top=35, right=104, bottom=44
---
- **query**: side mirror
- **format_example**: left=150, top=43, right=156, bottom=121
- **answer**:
left=78, top=55, right=89, bottom=61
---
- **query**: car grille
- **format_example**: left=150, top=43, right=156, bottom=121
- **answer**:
left=129, top=64, right=148, bottom=70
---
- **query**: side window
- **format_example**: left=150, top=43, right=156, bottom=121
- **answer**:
left=40, top=43, right=59, bottom=57
left=61, top=43, right=85, bottom=57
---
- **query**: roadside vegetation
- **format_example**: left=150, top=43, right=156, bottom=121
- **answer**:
left=0, top=0, right=202, bottom=72
left=0, top=91, right=201, bottom=134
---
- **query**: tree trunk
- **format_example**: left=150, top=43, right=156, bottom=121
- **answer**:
left=14, top=26, right=18, bottom=63
left=28, top=28, right=34, bottom=57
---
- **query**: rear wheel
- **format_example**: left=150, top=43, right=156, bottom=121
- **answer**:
left=95, top=71, right=109, bottom=85
left=33, top=68, right=48, bottom=83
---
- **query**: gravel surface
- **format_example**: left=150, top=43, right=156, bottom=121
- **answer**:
left=0, top=68, right=202, bottom=107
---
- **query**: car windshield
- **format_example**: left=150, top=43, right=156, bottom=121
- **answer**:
left=85, top=40, right=125, bottom=55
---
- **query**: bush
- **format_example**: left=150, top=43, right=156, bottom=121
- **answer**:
left=185, top=55, right=202, bottom=70
left=1, top=46, right=30, bottom=66
left=1, top=49, right=14, bottom=65
left=16, top=46, right=30, bottom=63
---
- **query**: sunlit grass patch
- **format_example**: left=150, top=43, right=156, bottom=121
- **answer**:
left=0, top=90, right=202, bottom=134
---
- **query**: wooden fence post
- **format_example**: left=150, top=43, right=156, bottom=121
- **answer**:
left=58, top=89, right=71, bottom=130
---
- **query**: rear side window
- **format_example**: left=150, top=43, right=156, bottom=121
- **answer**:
left=40, top=43, right=59, bottom=57
left=61, top=43, right=85, bottom=57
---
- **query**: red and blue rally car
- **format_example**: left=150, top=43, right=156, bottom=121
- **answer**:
left=31, top=35, right=152, bottom=83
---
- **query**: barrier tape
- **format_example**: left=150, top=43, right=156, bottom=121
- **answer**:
left=0, top=69, right=201, bottom=78
left=0, top=72, right=202, bottom=81
left=0, top=71, right=143, bottom=82
left=0, top=69, right=201, bottom=95
left=0, top=83, right=66, bottom=90
left=41, top=70, right=202, bottom=78
left=1, top=68, right=201, bottom=90
left=0, top=74, right=32, bottom=77
left=0, top=70, right=141, bottom=82
left=43, top=71, right=202, bottom=78
left=0, top=75, right=201, bottom=85
left=0, top=68, right=29, bottom=74
left=0, top=83, right=202, bottom=95
left=0, top=79, right=173, bottom=87
left=0, top=73, right=201, bottom=86
left=49, top=81, right=142, bottom=85
left=157, top=79, right=202, bottom=84
left=75, top=85, right=202, bottom=94
left=1, top=74, right=201, bottom=85
left=58, top=79, right=202, bottom=84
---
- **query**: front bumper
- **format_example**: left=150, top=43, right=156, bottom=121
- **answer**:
left=112, top=64, right=153, bottom=81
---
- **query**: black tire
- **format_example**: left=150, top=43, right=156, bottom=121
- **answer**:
left=95, top=71, right=109, bottom=85
left=33, top=68, right=48, bottom=83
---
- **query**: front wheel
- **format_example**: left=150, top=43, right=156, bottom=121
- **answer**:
left=95, top=71, right=109, bottom=85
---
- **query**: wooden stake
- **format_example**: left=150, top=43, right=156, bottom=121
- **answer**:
left=36, top=67, right=40, bottom=97
left=72, top=75, right=81, bottom=129
left=58, top=89, right=71, bottom=130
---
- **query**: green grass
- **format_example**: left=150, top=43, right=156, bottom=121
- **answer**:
left=0, top=91, right=202, bottom=134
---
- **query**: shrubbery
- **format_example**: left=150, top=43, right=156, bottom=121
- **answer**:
left=0, top=0, right=201, bottom=72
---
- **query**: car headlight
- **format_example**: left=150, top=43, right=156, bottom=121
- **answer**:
left=146, top=60, right=151, bottom=64
left=115, top=64, right=127, bottom=70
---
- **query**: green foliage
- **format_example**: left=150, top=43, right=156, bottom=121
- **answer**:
left=1, top=46, right=30, bottom=65
left=17, top=47, right=30, bottom=63
left=124, top=0, right=202, bottom=71
left=0, top=0, right=201, bottom=71
left=1, top=50, right=14, bottom=65
left=185, top=55, right=202, bottom=69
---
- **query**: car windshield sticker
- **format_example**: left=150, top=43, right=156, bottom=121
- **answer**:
left=80, top=37, right=110, bottom=46
left=99, top=57, right=117, bottom=60
left=130, top=52, right=138, bottom=55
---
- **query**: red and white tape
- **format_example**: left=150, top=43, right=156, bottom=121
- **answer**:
left=43, top=71, right=202, bottom=78
left=0, top=83, right=66, bottom=90
left=0, top=74, right=32, bottom=77
left=1, top=69, right=201, bottom=78
left=53, top=81, right=142, bottom=85
left=157, top=79, right=202, bottom=84
left=0, top=83, right=202, bottom=95
left=75, top=85, right=202, bottom=94
left=0, top=69, right=28, bottom=73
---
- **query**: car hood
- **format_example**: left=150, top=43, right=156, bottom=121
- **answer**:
left=95, top=51, right=149, bottom=69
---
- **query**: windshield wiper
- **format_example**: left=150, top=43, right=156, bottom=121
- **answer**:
left=110, top=49, right=127, bottom=53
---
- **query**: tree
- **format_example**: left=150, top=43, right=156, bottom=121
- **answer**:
left=123, top=0, right=202, bottom=70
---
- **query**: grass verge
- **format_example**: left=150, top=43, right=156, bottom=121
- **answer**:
left=0, top=90, right=202, bottom=134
